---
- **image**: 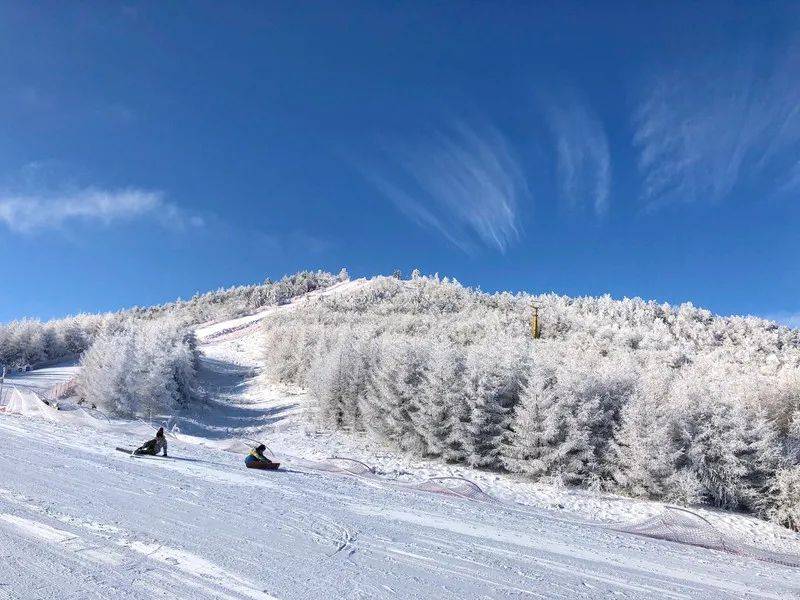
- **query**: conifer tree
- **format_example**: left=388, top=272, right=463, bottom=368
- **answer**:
left=418, top=343, right=465, bottom=457
left=735, top=405, right=785, bottom=514
left=503, top=367, right=561, bottom=478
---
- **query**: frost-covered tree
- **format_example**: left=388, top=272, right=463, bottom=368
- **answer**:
left=503, top=363, right=562, bottom=478
left=78, top=318, right=197, bottom=417
left=310, top=330, right=370, bottom=430
left=78, top=330, right=135, bottom=414
left=607, top=368, right=676, bottom=499
left=462, top=338, right=523, bottom=469
left=767, top=466, right=800, bottom=531
left=671, top=395, right=748, bottom=509
left=665, top=468, right=706, bottom=506
left=252, top=272, right=800, bottom=528
left=418, top=343, right=467, bottom=459
left=554, top=383, right=599, bottom=485
left=735, top=405, right=785, bottom=514
left=62, top=319, right=90, bottom=354
left=367, top=337, right=428, bottom=452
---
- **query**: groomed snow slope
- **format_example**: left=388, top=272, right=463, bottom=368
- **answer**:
left=2, top=416, right=800, bottom=600
left=2, top=279, right=800, bottom=599
left=0, top=360, right=79, bottom=396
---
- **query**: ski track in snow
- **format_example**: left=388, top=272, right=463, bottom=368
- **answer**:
left=2, top=281, right=800, bottom=599
left=3, top=420, right=799, bottom=600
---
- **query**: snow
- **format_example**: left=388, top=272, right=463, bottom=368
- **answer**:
left=0, top=513, right=78, bottom=544
left=2, top=415, right=799, bottom=599
left=1, top=358, right=78, bottom=396
left=2, top=286, right=800, bottom=599
left=0, top=358, right=81, bottom=420
left=194, top=279, right=367, bottom=342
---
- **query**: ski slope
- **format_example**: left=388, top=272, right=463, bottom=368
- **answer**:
left=0, top=359, right=78, bottom=397
left=2, top=282, right=800, bottom=599
left=3, top=416, right=800, bottom=600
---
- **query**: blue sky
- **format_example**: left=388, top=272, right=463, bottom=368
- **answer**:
left=1, top=2, right=799, bottom=325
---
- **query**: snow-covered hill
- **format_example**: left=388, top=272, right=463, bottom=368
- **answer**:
left=2, top=279, right=800, bottom=599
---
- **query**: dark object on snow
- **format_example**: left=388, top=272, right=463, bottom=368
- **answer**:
left=247, top=460, right=280, bottom=470
left=134, top=427, right=168, bottom=456
left=245, top=444, right=279, bottom=470
left=116, top=447, right=169, bottom=458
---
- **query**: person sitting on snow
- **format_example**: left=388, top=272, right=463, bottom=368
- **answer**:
left=245, top=444, right=276, bottom=469
left=135, top=427, right=168, bottom=457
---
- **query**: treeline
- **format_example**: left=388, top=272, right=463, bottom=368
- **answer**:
left=0, top=270, right=341, bottom=370
left=124, top=269, right=343, bottom=326
left=0, top=314, right=105, bottom=368
left=262, top=273, right=800, bottom=530
left=2, top=270, right=342, bottom=417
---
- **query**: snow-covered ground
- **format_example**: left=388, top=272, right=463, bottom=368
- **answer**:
left=1, top=359, right=78, bottom=396
left=3, top=284, right=800, bottom=599
left=6, top=414, right=800, bottom=599
left=0, top=359, right=79, bottom=420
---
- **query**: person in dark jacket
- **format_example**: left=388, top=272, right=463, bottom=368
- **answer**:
left=245, top=444, right=276, bottom=469
left=135, top=427, right=168, bottom=456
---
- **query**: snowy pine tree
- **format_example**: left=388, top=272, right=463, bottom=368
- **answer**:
left=366, top=337, right=427, bottom=452
left=555, top=387, right=599, bottom=485
left=417, top=343, right=466, bottom=458
left=735, top=405, right=785, bottom=515
left=766, top=466, right=800, bottom=531
left=463, top=339, right=522, bottom=469
left=606, top=367, right=676, bottom=498
left=503, top=365, right=562, bottom=478
left=672, top=397, right=748, bottom=509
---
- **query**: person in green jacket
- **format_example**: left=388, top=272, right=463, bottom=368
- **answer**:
left=245, top=444, right=277, bottom=469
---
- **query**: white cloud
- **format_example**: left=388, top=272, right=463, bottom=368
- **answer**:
left=0, top=188, right=203, bottom=233
left=633, top=47, right=800, bottom=207
left=545, top=99, right=611, bottom=216
left=363, top=121, right=528, bottom=254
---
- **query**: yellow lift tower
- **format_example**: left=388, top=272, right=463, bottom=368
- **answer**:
left=530, top=303, right=541, bottom=339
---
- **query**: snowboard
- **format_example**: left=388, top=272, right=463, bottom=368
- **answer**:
left=246, top=461, right=281, bottom=470
left=115, top=447, right=166, bottom=457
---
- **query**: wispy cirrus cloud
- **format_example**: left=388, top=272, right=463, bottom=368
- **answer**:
left=360, top=121, right=528, bottom=254
left=0, top=187, right=204, bottom=234
left=783, top=160, right=800, bottom=193
left=544, top=97, right=611, bottom=217
left=633, top=46, right=800, bottom=207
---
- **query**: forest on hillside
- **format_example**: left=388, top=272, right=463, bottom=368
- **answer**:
left=1, top=270, right=340, bottom=417
left=262, top=272, right=800, bottom=530
left=3, top=269, right=799, bottom=529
